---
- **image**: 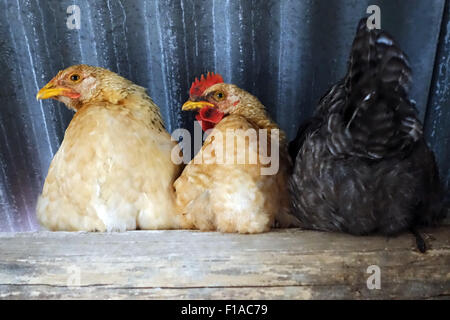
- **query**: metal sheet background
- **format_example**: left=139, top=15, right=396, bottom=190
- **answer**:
left=0, top=0, right=448, bottom=231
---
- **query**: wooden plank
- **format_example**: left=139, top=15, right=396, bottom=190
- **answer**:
left=0, top=227, right=449, bottom=299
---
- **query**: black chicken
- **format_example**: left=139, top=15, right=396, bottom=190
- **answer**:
left=289, top=18, right=445, bottom=252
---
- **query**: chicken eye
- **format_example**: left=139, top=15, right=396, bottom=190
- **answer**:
left=70, top=74, right=81, bottom=82
left=214, top=91, right=225, bottom=101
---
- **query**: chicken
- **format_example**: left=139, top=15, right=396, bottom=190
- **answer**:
left=36, top=64, right=186, bottom=231
left=174, top=73, right=299, bottom=233
left=289, top=19, right=445, bottom=252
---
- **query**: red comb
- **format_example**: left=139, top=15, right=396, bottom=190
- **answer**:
left=189, top=72, right=224, bottom=97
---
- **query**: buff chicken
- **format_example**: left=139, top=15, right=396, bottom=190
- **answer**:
left=173, top=73, right=300, bottom=233
left=289, top=19, right=445, bottom=252
left=36, top=64, right=186, bottom=231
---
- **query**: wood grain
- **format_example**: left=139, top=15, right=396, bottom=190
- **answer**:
left=0, top=227, right=449, bottom=299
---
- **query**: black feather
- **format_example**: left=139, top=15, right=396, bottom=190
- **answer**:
left=289, top=18, right=446, bottom=252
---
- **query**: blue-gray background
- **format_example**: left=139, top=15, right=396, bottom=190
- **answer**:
left=0, top=0, right=448, bottom=231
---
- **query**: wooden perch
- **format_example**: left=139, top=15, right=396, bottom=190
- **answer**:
left=0, top=226, right=449, bottom=299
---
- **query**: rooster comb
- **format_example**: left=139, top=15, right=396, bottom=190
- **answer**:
left=189, top=72, right=224, bottom=97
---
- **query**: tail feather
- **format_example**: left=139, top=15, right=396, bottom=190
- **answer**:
left=321, top=18, right=422, bottom=160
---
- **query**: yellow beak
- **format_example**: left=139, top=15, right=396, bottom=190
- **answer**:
left=36, top=82, right=70, bottom=100
left=182, top=100, right=214, bottom=111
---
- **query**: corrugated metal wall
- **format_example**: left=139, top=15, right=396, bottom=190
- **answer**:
left=0, top=0, right=449, bottom=232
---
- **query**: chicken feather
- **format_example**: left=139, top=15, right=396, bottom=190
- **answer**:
left=175, top=81, right=299, bottom=233
left=289, top=19, right=445, bottom=251
left=36, top=65, right=186, bottom=231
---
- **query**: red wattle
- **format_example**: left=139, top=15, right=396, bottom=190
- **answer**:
left=64, top=90, right=81, bottom=99
left=195, top=106, right=224, bottom=131
left=196, top=114, right=215, bottom=131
